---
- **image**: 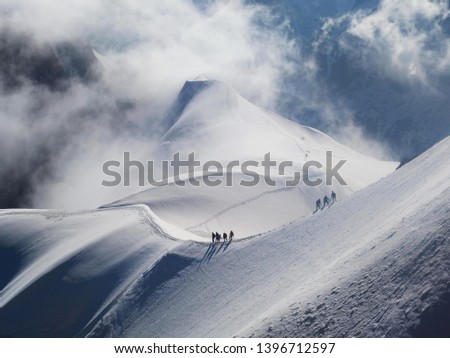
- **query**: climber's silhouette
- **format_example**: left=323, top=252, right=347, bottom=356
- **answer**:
left=331, top=191, right=337, bottom=204
left=314, top=199, right=322, bottom=213
left=323, top=195, right=330, bottom=209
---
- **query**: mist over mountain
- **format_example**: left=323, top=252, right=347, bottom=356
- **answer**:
left=1, top=0, right=449, bottom=209
left=0, top=0, right=295, bottom=210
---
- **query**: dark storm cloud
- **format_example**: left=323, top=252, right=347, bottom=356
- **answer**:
left=0, top=29, right=98, bottom=93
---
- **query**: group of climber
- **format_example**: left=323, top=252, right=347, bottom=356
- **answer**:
left=212, top=230, right=234, bottom=243
left=314, top=191, right=337, bottom=212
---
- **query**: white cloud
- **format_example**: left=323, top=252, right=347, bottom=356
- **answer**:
left=296, top=0, right=450, bottom=160
left=343, top=0, right=450, bottom=90
left=0, top=0, right=297, bottom=209
left=2, top=0, right=296, bottom=109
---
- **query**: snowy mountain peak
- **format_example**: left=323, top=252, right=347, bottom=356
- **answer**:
left=106, top=79, right=398, bottom=238
left=178, top=78, right=225, bottom=103
left=162, top=78, right=239, bottom=143
left=161, top=78, right=322, bottom=162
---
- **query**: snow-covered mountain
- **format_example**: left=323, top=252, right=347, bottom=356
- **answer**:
left=104, top=79, right=397, bottom=238
left=0, top=80, right=448, bottom=338
left=91, top=136, right=450, bottom=338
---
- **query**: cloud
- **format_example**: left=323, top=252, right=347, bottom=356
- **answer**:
left=0, top=0, right=297, bottom=209
left=337, top=0, right=450, bottom=90
left=2, top=0, right=296, bottom=108
left=292, top=0, right=450, bottom=160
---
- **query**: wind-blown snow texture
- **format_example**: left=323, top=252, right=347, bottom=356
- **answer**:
left=0, top=80, right=448, bottom=338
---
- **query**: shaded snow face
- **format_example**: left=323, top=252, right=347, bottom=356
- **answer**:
left=0, top=0, right=297, bottom=210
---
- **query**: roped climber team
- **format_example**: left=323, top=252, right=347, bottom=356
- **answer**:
left=314, top=191, right=337, bottom=213
left=212, top=230, right=234, bottom=243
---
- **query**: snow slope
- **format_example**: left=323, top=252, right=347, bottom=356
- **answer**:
left=84, top=136, right=450, bottom=338
left=0, top=205, right=192, bottom=337
left=105, top=79, right=398, bottom=238
left=1, top=135, right=448, bottom=337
